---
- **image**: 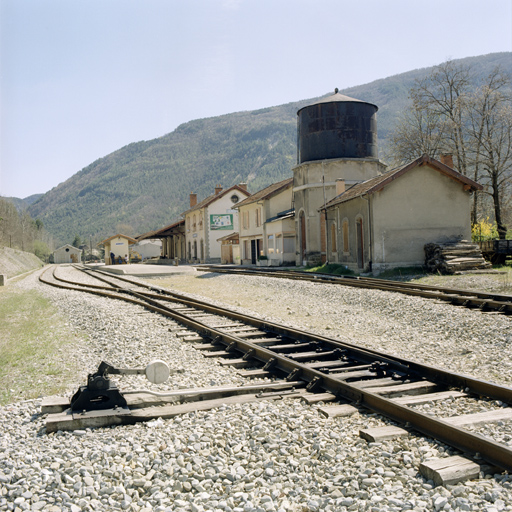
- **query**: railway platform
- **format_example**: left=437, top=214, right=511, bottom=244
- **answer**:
left=86, top=263, right=197, bottom=277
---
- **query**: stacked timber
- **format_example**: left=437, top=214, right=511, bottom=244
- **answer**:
left=424, top=241, right=492, bottom=274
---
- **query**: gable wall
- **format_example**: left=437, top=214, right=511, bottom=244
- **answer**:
left=205, top=191, right=248, bottom=261
left=371, top=164, right=472, bottom=268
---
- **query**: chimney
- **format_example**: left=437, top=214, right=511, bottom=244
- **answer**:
left=190, top=193, right=197, bottom=207
left=336, top=179, right=346, bottom=196
left=215, top=184, right=223, bottom=195
left=238, top=182, right=248, bottom=191
left=440, top=153, right=454, bottom=168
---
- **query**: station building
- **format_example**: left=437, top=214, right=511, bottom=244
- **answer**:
left=182, top=184, right=250, bottom=263
left=99, top=234, right=137, bottom=265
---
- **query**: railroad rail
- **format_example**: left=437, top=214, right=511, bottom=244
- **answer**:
left=196, top=265, right=512, bottom=315
left=39, top=265, right=512, bottom=473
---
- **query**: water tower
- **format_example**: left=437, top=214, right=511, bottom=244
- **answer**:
left=293, top=90, right=386, bottom=265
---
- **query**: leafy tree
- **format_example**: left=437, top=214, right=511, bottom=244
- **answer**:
left=72, top=234, right=81, bottom=248
left=33, top=240, right=51, bottom=262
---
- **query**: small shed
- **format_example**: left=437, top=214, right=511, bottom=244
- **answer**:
left=53, top=244, right=82, bottom=264
left=99, top=234, right=137, bottom=265
left=217, top=232, right=240, bottom=264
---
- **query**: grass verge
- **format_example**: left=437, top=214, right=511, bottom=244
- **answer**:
left=0, top=286, right=78, bottom=405
left=304, top=263, right=355, bottom=276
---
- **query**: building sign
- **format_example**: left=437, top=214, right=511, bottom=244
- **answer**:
left=210, top=214, right=233, bottom=230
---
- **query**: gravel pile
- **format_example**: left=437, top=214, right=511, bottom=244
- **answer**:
left=1, top=267, right=511, bottom=512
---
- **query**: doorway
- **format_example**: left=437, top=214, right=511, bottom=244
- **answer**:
left=250, top=239, right=257, bottom=264
left=300, top=212, right=306, bottom=262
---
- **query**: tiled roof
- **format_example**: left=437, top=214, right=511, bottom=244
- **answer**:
left=235, top=178, right=293, bottom=209
left=182, top=184, right=250, bottom=215
left=322, top=154, right=482, bottom=210
left=136, top=219, right=185, bottom=240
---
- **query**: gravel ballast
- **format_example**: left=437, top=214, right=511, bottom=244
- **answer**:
left=1, top=267, right=511, bottom=512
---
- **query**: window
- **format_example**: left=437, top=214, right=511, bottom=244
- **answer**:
left=231, top=194, right=239, bottom=204
left=268, top=234, right=275, bottom=254
left=331, top=224, right=337, bottom=252
left=255, top=208, right=262, bottom=227
left=243, top=211, right=250, bottom=230
left=193, top=214, right=196, bottom=232
left=186, top=217, right=190, bottom=232
left=342, top=219, right=349, bottom=254
left=276, top=235, right=282, bottom=254
left=243, top=240, right=249, bottom=259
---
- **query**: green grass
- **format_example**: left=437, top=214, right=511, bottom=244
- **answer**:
left=304, top=263, right=355, bottom=276
left=0, top=287, right=79, bottom=405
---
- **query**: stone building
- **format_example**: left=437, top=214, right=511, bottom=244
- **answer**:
left=321, top=154, right=482, bottom=273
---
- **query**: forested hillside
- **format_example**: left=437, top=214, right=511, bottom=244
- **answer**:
left=27, top=53, right=511, bottom=245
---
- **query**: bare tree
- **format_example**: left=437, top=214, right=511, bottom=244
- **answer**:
left=0, top=197, right=54, bottom=258
left=472, top=99, right=512, bottom=238
left=466, top=68, right=511, bottom=231
left=389, top=99, right=448, bottom=163
left=389, top=61, right=512, bottom=234
left=411, top=60, right=473, bottom=177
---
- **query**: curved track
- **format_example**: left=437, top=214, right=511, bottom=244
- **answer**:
left=40, top=265, right=512, bottom=471
left=196, top=265, right=512, bottom=315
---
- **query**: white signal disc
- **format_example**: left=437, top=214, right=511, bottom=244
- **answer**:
left=145, top=360, right=170, bottom=384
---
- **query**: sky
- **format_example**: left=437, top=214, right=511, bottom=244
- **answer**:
left=1, top=0, right=511, bottom=199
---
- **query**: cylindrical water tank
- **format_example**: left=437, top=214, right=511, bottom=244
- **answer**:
left=297, top=91, right=378, bottom=164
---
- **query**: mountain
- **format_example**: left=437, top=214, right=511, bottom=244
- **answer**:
left=28, top=52, right=512, bottom=246
left=3, top=194, right=44, bottom=213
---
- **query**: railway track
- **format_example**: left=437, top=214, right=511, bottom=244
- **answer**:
left=39, top=264, right=512, bottom=476
left=196, top=265, right=512, bottom=315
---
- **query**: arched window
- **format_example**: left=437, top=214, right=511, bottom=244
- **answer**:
left=342, top=219, right=349, bottom=254
left=355, top=216, right=364, bottom=269
left=193, top=214, right=196, bottom=231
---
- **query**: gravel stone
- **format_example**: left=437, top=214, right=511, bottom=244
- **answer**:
left=1, top=266, right=511, bottom=512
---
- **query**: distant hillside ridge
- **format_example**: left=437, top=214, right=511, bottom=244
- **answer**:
left=27, top=52, right=512, bottom=246
left=3, top=194, right=44, bottom=213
